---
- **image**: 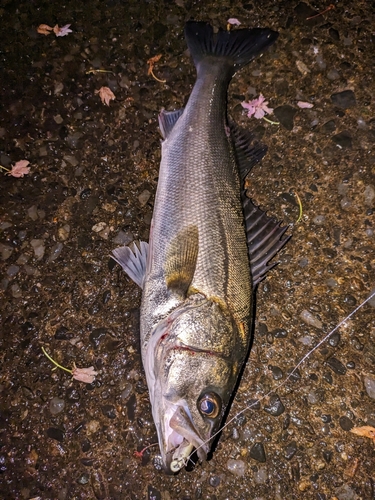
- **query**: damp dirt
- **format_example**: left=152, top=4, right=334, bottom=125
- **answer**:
left=1, top=1, right=374, bottom=499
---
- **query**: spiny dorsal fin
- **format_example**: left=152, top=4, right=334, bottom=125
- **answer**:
left=112, top=241, right=149, bottom=289
left=159, top=108, right=184, bottom=139
left=243, top=197, right=291, bottom=285
left=230, top=122, right=268, bottom=180
left=165, top=225, right=199, bottom=297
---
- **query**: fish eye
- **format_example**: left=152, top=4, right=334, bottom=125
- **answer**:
left=197, top=392, right=221, bottom=419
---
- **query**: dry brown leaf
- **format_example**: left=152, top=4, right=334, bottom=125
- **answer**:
left=95, top=86, right=116, bottom=106
left=37, top=24, right=53, bottom=35
left=147, top=54, right=166, bottom=83
left=350, top=425, right=375, bottom=444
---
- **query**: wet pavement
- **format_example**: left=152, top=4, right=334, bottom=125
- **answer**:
left=1, top=1, right=375, bottom=499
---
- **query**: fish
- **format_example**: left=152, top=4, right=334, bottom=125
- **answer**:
left=112, top=21, right=290, bottom=473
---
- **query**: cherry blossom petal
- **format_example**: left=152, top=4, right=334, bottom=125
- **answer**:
left=227, top=18, right=241, bottom=26
left=7, top=160, right=30, bottom=178
left=72, top=366, right=98, bottom=384
left=95, top=86, right=116, bottom=106
left=241, top=94, right=273, bottom=119
left=297, top=101, right=314, bottom=108
left=53, top=24, right=73, bottom=37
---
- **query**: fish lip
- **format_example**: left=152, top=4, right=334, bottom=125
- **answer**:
left=162, top=404, right=210, bottom=473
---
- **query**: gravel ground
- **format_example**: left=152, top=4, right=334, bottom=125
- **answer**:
left=1, top=1, right=375, bottom=499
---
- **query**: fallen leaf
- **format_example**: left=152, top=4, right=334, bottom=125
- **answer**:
left=95, top=86, right=116, bottom=106
left=72, top=366, right=98, bottom=384
left=350, top=425, right=375, bottom=444
left=37, top=24, right=53, bottom=35
left=147, top=54, right=166, bottom=83
left=7, top=160, right=30, bottom=178
left=53, top=24, right=73, bottom=37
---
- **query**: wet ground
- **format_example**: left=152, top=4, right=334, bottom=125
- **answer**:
left=1, top=0, right=375, bottom=498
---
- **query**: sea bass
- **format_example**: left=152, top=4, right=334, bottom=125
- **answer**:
left=112, top=21, right=289, bottom=473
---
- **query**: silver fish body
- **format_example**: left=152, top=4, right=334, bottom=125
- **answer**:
left=112, top=21, right=286, bottom=472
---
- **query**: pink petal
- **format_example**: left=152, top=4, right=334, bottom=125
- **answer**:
left=297, top=101, right=314, bottom=109
left=260, top=102, right=273, bottom=114
left=254, top=108, right=266, bottom=119
left=54, top=24, right=73, bottom=37
left=72, top=366, right=98, bottom=384
left=227, top=18, right=241, bottom=26
left=7, top=160, right=30, bottom=178
left=241, top=101, right=255, bottom=117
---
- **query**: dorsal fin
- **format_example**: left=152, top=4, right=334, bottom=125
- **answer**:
left=159, top=108, right=184, bottom=139
left=243, top=197, right=291, bottom=285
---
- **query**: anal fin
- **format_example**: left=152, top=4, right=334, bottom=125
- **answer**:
left=112, top=240, right=149, bottom=289
left=243, top=197, right=291, bottom=285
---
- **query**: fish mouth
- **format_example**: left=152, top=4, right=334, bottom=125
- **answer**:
left=163, top=404, right=210, bottom=473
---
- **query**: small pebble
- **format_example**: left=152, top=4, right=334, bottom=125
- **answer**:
left=48, top=242, right=63, bottom=263
left=226, top=459, right=246, bottom=477
left=46, top=427, right=64, bottom=442
left=363, top=185, right=375, bottom=206
left=92, top=222, right=107, bottom=233
left=30, top=239, right=45, bottom=260
left=101, top=405, right=116, bottom=419
left=364, top=375, right=375, bottom=399
left=312, top=215, right=325, bottom=224
left=330, top=90, right=356, bottom=109
left=254, top=466, right=267, bottom=484
left=121, top=383, right=133, bottom=400
left=58, top=224, right=71, bottom=241
left=138, top=189, right=151, bottom=207
left=89, top=328, right=107, bottom=348
left=6, top=265, right=20, bottom=277
left=209, top=474, right=221, bottom=487
left=10, top=283, right=22, bottom=298
left=0, top=243, right=13, bottom=260
left=334, top=484, right=357, bottom=500
left=77, top=473, right=90, bottom=485
left=284, top=441, right=297, bottom=460
left=264, top=394, right=285, bottom=416
left=339, top=416, right=353, bottom=431
left=49, top=397, right=65, bottom=415
left=113, top=230, right=133, bottom=245
left=250, top=442, right=266, bottom=463
left=326, top=357, right=347, bottom=375
left=300, top=310, right=323, bottom=329
left=27, top=205, right=38, bottom=221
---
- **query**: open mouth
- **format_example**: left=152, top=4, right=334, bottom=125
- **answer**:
left=164, top=405, right=209, bottom=472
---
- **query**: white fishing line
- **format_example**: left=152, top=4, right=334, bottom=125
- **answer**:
left=188, top=287, right=375, bottom=466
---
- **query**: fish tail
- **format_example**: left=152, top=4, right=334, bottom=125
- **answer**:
left=184, top=21, right=278, bottom=75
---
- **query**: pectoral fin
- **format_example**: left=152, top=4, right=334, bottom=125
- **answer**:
left=112, top=240, right=148, bottom=289
left=165, top=226, right=199, bottom=297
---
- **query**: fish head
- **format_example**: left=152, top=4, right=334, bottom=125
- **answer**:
left=145, top=294, right=247, bottom=473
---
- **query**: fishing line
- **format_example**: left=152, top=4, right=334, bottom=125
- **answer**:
left=187, top=288, right=375, bottom=466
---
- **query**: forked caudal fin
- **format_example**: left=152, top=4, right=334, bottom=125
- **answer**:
left=184, top=21, right=279, bottom=76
